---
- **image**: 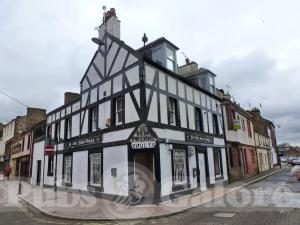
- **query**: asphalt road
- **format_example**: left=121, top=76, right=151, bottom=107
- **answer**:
left=1, top=168, right=300, bottom=225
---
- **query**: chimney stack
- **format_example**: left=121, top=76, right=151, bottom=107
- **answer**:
left=98, top=7, right=121, bottom=40
left=64, top=92, right=80, bottom=105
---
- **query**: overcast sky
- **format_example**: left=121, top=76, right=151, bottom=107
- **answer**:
left=0, top=0, right=299, bottom=144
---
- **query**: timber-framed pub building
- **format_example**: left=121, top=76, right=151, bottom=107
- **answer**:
left=42, top=8, right=228, bottom=204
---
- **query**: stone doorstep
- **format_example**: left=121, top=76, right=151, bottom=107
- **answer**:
left=18, top=168, right=284, bottom=221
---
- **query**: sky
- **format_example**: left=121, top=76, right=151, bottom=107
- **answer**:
left=0, top=0, right=299, bottom=144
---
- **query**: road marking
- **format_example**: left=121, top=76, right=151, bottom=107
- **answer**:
left=214, top=212, right=237, bottom=218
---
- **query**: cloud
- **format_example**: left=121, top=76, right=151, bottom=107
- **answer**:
left=213, top=50, right=300, bottom=145
left=0, top=0, right=300, bottom=145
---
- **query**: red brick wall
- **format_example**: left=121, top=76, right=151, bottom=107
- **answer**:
left=243, top=147, right=258, bottom=176
left=227, top=144, right=258, bottom=182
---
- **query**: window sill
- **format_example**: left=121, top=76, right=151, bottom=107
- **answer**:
left=172, top=183, right=190, bottom=192
left=61, top=181, right=72, bottom=188
left=47, top=173, right=54, bottom=177
left=87, top=184, right=103, bottom=193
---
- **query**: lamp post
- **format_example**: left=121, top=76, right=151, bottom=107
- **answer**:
left=54, top=137, right=58, bottom=193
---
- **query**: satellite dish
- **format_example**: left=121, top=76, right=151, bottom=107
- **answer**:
left=91, top=37, right=105, bottom=46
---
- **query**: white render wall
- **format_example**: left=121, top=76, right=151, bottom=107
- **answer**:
left=207, top=147, right=215, bottom=184
left=188, top=147, right=197, bottom=189
left=31, top=141, right=45, bottom=186
left=159, top=143, right=173, bottom=196
left=103, top=145, right=129, bottom=196
left=43, top=155, right=54, bottom=186
left=223, top=105, right=255, bottom=146
left=72, top=151, right=88, bottom=190
left=145, top=63, right=223, bottom=136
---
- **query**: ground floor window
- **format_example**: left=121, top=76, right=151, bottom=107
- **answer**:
left=47, top=155, right=54, bottom=176
left=63, top=155, right=72, bottom=183
left=173, top=150, right=187, bottom=185
left=214, top=150, right=222, bottom=178
left=89, top=153, right=102, bottom=186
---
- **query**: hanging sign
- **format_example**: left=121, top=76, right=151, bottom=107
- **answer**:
left=131, top=124, right=156, bottom=149
left=233, top=119, right=241, bottom=130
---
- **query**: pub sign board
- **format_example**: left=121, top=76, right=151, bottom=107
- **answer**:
left=185, top=132, right=214, bottom=144
left=64, top=135, right=102, bottom=149
left=131, top=124, right=156, bottom=149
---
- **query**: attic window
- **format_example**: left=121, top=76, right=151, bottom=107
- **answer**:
left=166, top=47, right=176, bottom=71
left=152, top=46, right=164, bottom=66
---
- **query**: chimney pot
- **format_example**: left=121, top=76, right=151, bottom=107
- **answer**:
left=185, top=58, right=190, bottom=64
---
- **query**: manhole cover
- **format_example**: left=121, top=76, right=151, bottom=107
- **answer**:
left=214, top=213, right=237, bottom=218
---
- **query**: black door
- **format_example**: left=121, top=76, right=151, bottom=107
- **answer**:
left=36, top=160, right=41, bottom=185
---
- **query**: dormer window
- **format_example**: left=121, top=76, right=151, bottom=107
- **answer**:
left=166, top=47, right=176, bottom=71
left=139, top=38, right=179, bottom=73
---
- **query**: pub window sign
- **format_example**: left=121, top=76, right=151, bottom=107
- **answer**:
left=131, top=124, right=156, bottom=149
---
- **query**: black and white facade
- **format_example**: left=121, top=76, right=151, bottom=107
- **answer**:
left=43, top=9, right=228, bottom=204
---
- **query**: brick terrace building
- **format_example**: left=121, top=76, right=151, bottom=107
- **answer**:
left=222, top=96, right=257, bottom=182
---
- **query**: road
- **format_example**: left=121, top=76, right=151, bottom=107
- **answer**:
left=0, top=168, right=300, bottom=225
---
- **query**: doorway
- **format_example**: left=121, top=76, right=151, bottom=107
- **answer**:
left=36, top=160, right=41, bottom=186
left=198, top=153, right=207, bottom=191
left=134, top=152, right=155, bottom=203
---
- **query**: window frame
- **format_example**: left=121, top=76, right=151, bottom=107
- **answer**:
left=65, top=118, right=72, bottom=140
left=62, top=154, right=73, bottom=186
left=88, top=152, right=103, bottom=188
left=89, top=106, right=98, bottom=132
left=27, top=133, right=31, bottom=150
left=47, top=155, right=54, bottom=176
left=195, top=107, right=204, bottom=132
left=54, top=122, right=60, bottom=141
left=168, top=97, right=179, bottom=126
left=247, top=120, right=252, bottom=138
left=114, top=96, right=124, bottom=126
left=213, top=150, right=222, bottom=178
left=172, top=149, right=187, bottom=185
left=46, top=125, right=52, bottom=139
left=212, top=113, right=220, bottom=135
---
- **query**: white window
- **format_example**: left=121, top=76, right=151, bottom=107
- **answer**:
left=64, top=156, right=72, bottom=183
left=90, top=107, right=98, bottom=132
left=168, top=97, right=177, bottom=126
left=166, top=47, right=176, bottom=72
left=66, top=118, right=71, bottom=139
left=214, top=151, right=222, bottom=177
left=173, top=150, right=186, bottom=184
left=89, top=153, right=102, bottom=186
left=115, top=97, right=124, bottom=125
left=241, top=119, right=245, bottom=131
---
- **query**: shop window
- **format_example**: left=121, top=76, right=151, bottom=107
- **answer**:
left=47, top=155, right=54, bottom=176
left=173, top=150, right=187, bottom=185
left=89, top=153, right=102, bottom=186
left=63, top=155, right=72, bottom=184
left=214, top=150, right=222, bottom=178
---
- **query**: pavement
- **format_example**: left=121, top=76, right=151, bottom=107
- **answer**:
left=2, top=166, right=300, bottom=224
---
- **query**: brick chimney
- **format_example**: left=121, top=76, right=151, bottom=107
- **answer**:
left=98, top=7, right=121, bottom=40
left=64, top=92, right=80, bottom=105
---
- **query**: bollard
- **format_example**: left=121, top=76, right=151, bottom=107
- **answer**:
left=18, top=182, right=22, bottom=195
